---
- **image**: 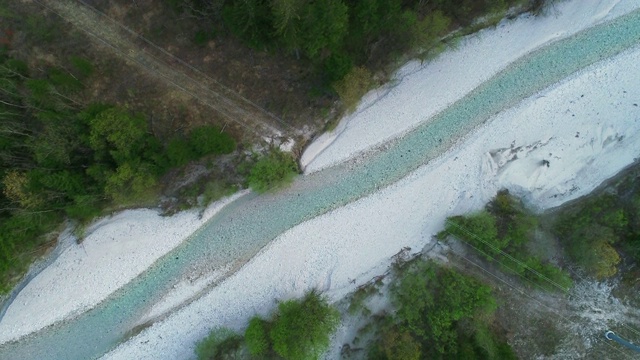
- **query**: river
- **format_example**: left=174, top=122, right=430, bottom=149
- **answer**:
left=2, top=6, right=640, bottom=360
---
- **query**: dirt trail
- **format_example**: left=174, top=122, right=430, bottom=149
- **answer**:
left=35, top=0, right=288, bottom=137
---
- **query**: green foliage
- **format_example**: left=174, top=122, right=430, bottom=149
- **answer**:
left=443, top=211, right=504, bottom=253
left=4, top=59, right=29, bottom=77
left=409, top=11, right=451, bottom=49
left=365, top=260, right=513, bottom=359
left=165, top=125, right=236, bottom=168
left=442, top=191, right=572, bottom=292
left=322, top=51, right=353, bottom=82
left=188, top=125, right=236, bottom=156
left=565, top=224, right=620, bottom=280
left=270, top=0, right=305, bottom=53
left=378, top=327, right=421, bottom=360
left=70, top=57, right=94, bottom=78
left=222, top=0, right=274, bottom=49
left=552, top=190, right=636, bottom=279
left=195, top=327, right=243, bottom=360
left=247, top=149, right=298, bottom=193
left=392, top=262, right=496, bottom=354
left=244, top=316, right=269, bottom=356
left=333, top=66, right=372, bottom=112
left=298, top=0, right=348, bottom=59
left=521, top=256, right=573, bottom=291
left=270, top=290, right=340, bottom=360
left=0, top=53, right=238, bottom=293
left=48, top=68, right=83, bottom=93
left=64, top=195, right=102, bottom=222
left=88, top=107, right=148, bottom=162
left=104, top=161, right=158, bottom=204
left=348, top=281, right=380, bottom=315
left=197, top=291, right=339, bottom=359
left=0, top=211, right=62, bottom=293
left=167, top=138, right=196, bottom=167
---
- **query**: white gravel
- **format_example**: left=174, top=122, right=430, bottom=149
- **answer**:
left=0, top=191, right=248, bottom=343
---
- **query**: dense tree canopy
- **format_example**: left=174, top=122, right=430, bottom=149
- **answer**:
left=0, top=50, right=236, bottom=292
left=169, top=0, right=523, bottom=87
left=366, top=260, right=516, bottom=360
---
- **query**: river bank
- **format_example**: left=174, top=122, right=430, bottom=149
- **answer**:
left=0, top=192, right=248, bottom=343
left=1, top=0, right=639, bottom=358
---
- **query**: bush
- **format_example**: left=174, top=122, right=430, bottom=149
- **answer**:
left=244, top=317, right=269, bottom=356
left=247, top=149, right=298, bottom=193
left=64, top=195, right=102, bottom=222
left=188, top=125, right=236, bottom=156
left=166, top=137, right=196, bottom=167
left=567, top=224, right=621, bottom=280
left=104, top=161, right=158, bottom=205
left=443, top=192, right=572, bottom=292
left=332, top=66, right=372, bottom=112
left=195, top=327, right=243, bottom=360
left=521, top=256, right=573, bottom=291
left=393, top=262, right=496, bottom=354
left=379, top=328, right=421, bottom=360
left=443, top=212, right=504, bottom=255
left=364, top=260, right=516, bottom=359
left=322, top=51, right=353, bottom=82
left=237, top=290, right=341, bottom=359
left=270, top=290, right=340, bottom=360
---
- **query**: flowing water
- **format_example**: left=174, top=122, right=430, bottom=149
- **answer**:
left=2, top=8, right=640, bottom=360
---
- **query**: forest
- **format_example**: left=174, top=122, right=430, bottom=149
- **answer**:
left=165, top=0, right=533, bottom=108
left=0, top=50, right=241, bottom=292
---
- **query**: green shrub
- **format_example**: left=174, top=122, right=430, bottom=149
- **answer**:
left=322, top=51, right=353, bottom=82
left=393, top=261, right=496, bottom=354
left=222, top=0, right=274, bottom=49
left=64, top=195, right=102, bottom=222
left=104, top=161, right=158, bottom=205
left=365, top=260, right=518, bottom=359
left=188, top=125, right=236, bottom=156
left=4, top=59, right=29, bottom=77
left=332, top=66, right=372, bottom=112
left=48, top=68, right=83, bottom=93
left=443, top=192, right=572, bottom=292
left=443, top=212, right=505, bottom=255
left=379, top=327, right=421, bottom=360
left=167, top=138, right=196, bottom=167
left=516, top=256, right=572, bottom=291
left=247, top=149, right=298, bottom=193
left=195, top=327, right=243, bottom=360
left=245, top=317, right=270, bottom=356
left=567, top=224, right=620, bottom=279
left=270, top=290, right=340, bottom=360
